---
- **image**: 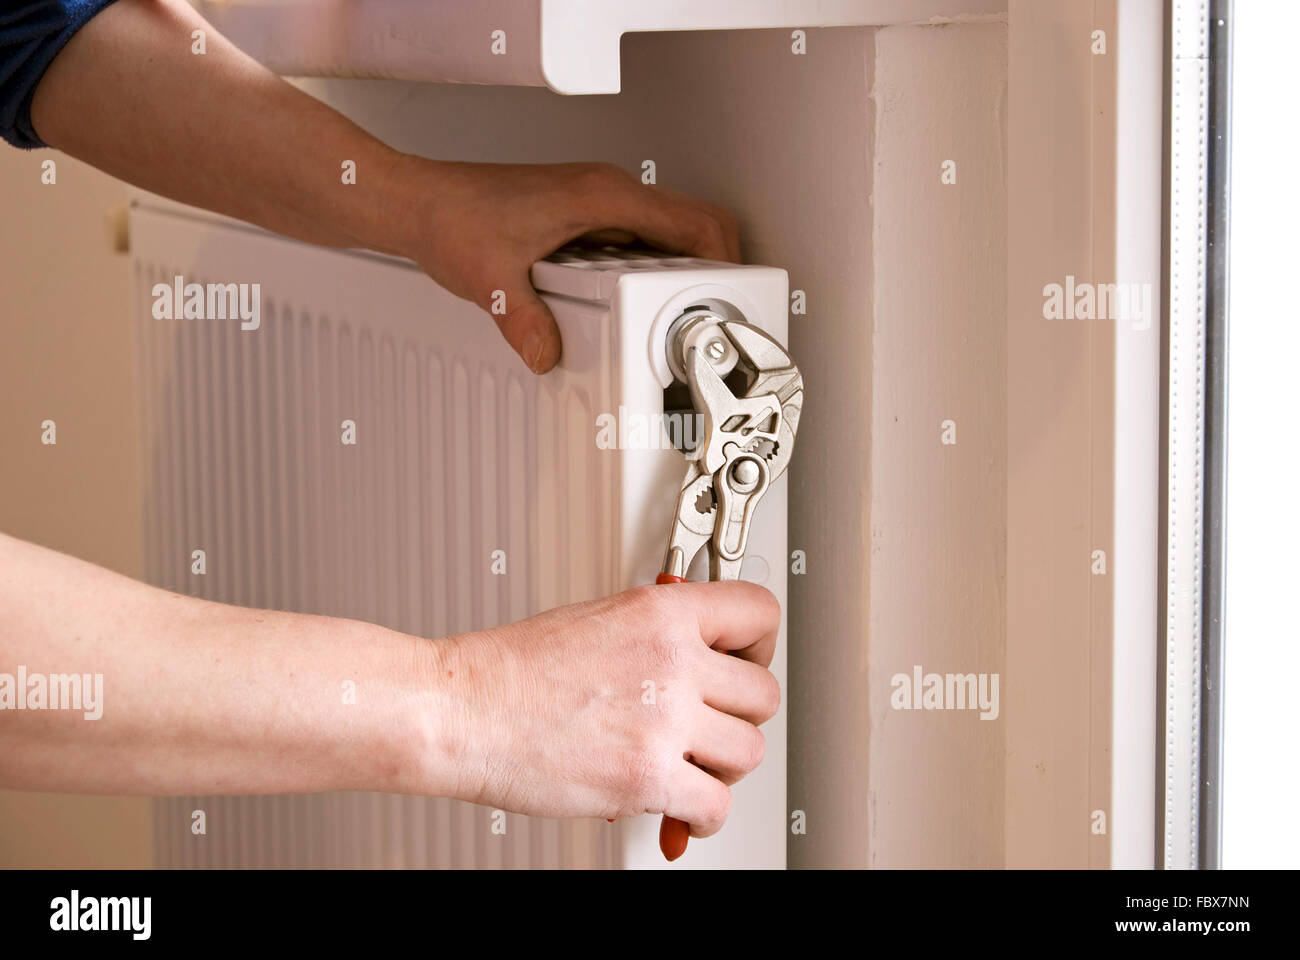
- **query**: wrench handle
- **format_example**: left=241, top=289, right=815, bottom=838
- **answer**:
left=653, top=572, right=691, bottom=861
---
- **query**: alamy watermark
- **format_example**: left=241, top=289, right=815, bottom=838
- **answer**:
left=152, top=274, right=260, bottom=331
left=595, top=407, right=705, bottom=451
left=0, top=666, right=103, bottom=719
left=50, top=891, right=150, bottom=940
left=1042, top=275, right=1152, bottom=331
left=890, top=664, right=999, bottom=720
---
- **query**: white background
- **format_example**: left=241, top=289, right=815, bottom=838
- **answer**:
left=1222, top=0, right=1300, bottom=869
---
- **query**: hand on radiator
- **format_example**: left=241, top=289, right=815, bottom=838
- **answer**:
left=431, top=581, right=781, bottom=840
left=398, top=158, right=741, bottom=374
left=25, top=1, right=740, bottom=377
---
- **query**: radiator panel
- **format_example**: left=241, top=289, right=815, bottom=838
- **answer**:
left=132, top=202, right=788, bottom=869
left=134, top=210, right=617, bottom=868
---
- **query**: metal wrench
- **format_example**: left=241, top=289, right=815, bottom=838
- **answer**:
left=654, top=314, right=802, bottom=860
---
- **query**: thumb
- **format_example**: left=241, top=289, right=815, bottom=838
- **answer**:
left=490, top=279, right=562, bottom=374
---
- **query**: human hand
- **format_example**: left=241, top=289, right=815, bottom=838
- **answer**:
left=429, top=581, right=780, bottom=839
left=394, top=158, right=741, bottom=374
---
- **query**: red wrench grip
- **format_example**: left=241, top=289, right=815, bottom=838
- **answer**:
left=653, top=572, right=691, bottom=861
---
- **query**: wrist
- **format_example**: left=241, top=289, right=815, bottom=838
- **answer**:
left=382, top=625, right=480, bottom=802
left=368, top=151, right=446, bottom=262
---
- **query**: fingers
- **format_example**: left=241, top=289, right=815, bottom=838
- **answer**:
left=686, top=703, right=766, bottom=785
left=678, top=580, right=782, bottom=667
left=575, top=228, right=639, bottom=246
left=609, top=581, right=780, bottom=839
left=575, top=166, right=741, bottom=263
left=664, top=761, right=733, bottom=839
left=579, top=198, right=738, bottom=262
left=690, top=198, right=741, bottom=262
left=489, top=279, right=562, bottom=374
left=415, top=161, right=739, bottom=377
left=610, top=187, right=739, bottom=263
left=698, top=650, right=782, bottom=725
left=647, top=669, right=771, bottom=841
left=482, top=182, right=735, bottom=376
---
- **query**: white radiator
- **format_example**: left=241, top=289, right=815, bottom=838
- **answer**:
left=130, top=200, right=788, bottom=869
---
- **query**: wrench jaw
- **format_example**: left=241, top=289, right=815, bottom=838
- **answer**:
left=720, top=320, right=803, bottom=489
left=660, top=319, right=802, bottom=583
left=686, top=347, right=783, bottom=475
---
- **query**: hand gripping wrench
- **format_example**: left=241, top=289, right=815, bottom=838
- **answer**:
left=653, top=311, right=802, bottom=860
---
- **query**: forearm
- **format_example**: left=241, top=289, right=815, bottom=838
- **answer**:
left=0, top=533, right=463, bottom=797
left=29, top=0, right=412, bottom=257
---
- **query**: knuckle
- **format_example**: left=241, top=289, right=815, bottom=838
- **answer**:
left=623, top=582, right=663, bottom=612
left=648, top=627, right=689, bottom=676
left=758, top=672, right=782, bottom=722
left=744, top=584, right=782, bottom=634
left=753, top=583, right=782, bottom=620
left=704, top=786, right=734, bottom=831
left=622, top=587, right=692, bottom=671
left=623, top=737, right=673, bottom=805
left=743, top=727, right=767, bottom=772
left=691, top=216, right=728, bottom=254
left=708, top=204, right=739, bottom=237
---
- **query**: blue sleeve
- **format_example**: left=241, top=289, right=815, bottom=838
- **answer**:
left=1, top=0, right=120, bottom=149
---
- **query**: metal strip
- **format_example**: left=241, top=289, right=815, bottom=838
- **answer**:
left=1162, top=0, right=1209, bottom=871
left=1198, top=0, right=1232, bottom=871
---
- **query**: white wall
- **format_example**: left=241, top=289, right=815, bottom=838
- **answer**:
left=868, top=21, right=1007, bottom=868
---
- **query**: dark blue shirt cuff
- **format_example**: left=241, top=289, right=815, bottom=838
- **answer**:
left=1, top=0, right=120, bottom=149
